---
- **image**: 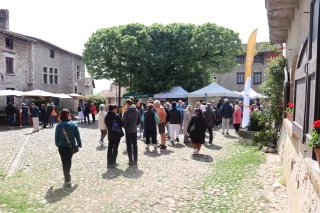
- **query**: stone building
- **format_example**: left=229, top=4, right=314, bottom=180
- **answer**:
left=213, top=43, right=282, bottom=93
left=99, top=84, right=126, bottom=105
left=85, top=77, right=95, bottom=96
left=265, top=0, right=320, bottom=212
left=0, top=9, right=85, bottom=111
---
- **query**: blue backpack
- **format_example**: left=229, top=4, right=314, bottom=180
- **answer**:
left=112, top=118, right=123, bottom=134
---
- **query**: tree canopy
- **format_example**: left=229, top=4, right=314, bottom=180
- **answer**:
left=83, top=23, right=242, bottom=94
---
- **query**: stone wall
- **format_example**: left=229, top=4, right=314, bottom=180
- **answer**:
left=278, top=119, right=320, bottom=213
left=213, top=52, right=268, bottom=93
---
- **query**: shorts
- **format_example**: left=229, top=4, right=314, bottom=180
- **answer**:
left=158, top=122, right=166, bottom=134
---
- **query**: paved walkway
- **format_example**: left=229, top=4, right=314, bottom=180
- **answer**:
left=0, top=122, right=288, bottom=212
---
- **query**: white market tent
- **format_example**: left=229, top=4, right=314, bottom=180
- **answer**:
left=188, top=82, right=239, bottom=98
left=239, top=88, right=266, bottom=99
left=154, top=86, right=189, bottom=99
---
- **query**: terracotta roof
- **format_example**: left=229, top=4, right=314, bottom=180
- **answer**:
left=99, top=87, right=126, bottom=98
left=0, top=29, right=82, bottom=58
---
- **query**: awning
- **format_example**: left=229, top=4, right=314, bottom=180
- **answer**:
left=122, top=92, right=152, bottom=99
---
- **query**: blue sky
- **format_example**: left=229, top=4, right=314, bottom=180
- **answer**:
left=2, top=0, right=269, bottom=93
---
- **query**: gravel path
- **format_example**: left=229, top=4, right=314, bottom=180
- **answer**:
left=0, top=121, right=288, bottom=213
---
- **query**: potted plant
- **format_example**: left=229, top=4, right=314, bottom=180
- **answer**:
left=285, top=102, right=294, bottom=122
left=308, top=120, right=320, bottom=167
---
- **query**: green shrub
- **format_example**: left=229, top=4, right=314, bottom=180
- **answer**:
left=86, top=94, right=107, bottom=112
left=247, top=112, right=266, bottom=131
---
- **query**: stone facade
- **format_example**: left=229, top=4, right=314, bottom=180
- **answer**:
left=265, top=0, right=320, bottom=212
left=213, top=43, right=281, bottom=93
left=85, top=77, right=95, bottom=96
left=0, top=9, right=86, bottom=112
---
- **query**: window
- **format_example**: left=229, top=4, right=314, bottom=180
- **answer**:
left=43, top=67, right=58, bottom=84
left=5, top=57, right=13, bottom=74
left=76, top=66, right=80, bottom=79
left=236, top=56, right=245, bottom=64
left=43, top=67, right=47, bottom=84
left=74, top=86, right=78, bottom=94
left=50, top=50, right=55, bottom=58
left=5, top=38, right=13, bottom=49
left=253, top=72, right=262, bottom=84
left=237, top=72, right=244, bottom=84
left=254, top=55, right=263, bottom=63
left=6, top=88, right=15, bottom=104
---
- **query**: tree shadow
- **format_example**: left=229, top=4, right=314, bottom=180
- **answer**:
left=143, top=150, right=162, bottom=157
left=122, top=166, right=144, bottom=179
left=45, top=184, right=78, bottom=203
left=191, top=154, right=214, bottom=163
left=102, top=167, right=123, bottom=180
left=159, top=149, right=175, bottom=155
left=204, top=143, right=222, bottom=150
left=96, top=145, right=107, bottom=151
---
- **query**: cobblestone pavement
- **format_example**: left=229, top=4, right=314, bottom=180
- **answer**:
left=0, top=122, right=288, bottom=213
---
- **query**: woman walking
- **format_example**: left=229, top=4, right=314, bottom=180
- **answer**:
left=78, top=103, right=84, bottom=124
left=187, top=109, right=206, bottom=155
left=98, top=104, right=107, bottom=145
left=40, top=104, right=47, bottom=129
left=142, top=104, right=159, bottom=152
left=183, top=105, right=192, bottom=143
left=55, top=109, right=82, bottom=188
left=233, top=105, right=242, bottom=133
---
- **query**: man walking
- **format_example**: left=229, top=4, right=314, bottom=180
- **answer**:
left=123, top=99, right=141, bottom=166
left=203, top=103, right=215, bottom=144
left=169, top=102, right=181, bottom=144
left=165, top=102, right=171, bottom=139
left=5, top=102, right=16, bottom=129
left=83, top=102, right=90, bottom=124
left=21, top=103, right=29, bottom=127
left=220, top=98, right=233, bottom=135
left=154, top=100, right=167, bottom=149
left=30, top=103, right=40, bottom=133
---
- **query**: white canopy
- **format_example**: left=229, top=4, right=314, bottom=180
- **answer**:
left=154, top=86, right=189, bottom=99
left=188, top=82, right=239, bottom=98
left=53, top=93, right=72, bottom=99
left=18, top=90, right=56, bottom=97
left=0, top=90, right=23, bottom=96
left=239, top=88, right=265, bottom=99
left=68, top=93, right=87, bottom=100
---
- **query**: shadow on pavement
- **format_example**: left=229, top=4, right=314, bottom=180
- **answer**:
left=191, top=154, right=214, bottom=163
left=45, top=184, right=78, bottom=203
left=122, top=166, right=144, bottom=179
left=143, top=150, right=161, bottom=157
left=102, top=167, right=123, bottom=180
left=96, top=145, right=107, bottom=151
left=159, top=149, right=174, bottom=155
left=204, top=143, right=222, bottom=150
left=170, top=143, right=185, bottom=149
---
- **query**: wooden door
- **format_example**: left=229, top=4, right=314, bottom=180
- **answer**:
left=293, top=0, right=320, bottom=144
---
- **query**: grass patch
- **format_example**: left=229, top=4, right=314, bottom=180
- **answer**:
left=184, top=144, right=266, bottom=213
left=0, top=170, right=44, bottom=212
left=274, top=169, right=286, bottom=186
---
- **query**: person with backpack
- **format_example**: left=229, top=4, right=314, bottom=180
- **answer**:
left=169, top=102, right=182, bottom=144
left=142, top=104, right=159, bottom=151
left=203, top=103, right=215, bottom=144
left=105, top=104, right=123, bottom=168
left=123, top=99, right=141, bottom=166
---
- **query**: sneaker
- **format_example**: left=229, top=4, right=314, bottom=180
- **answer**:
left=145, top=147, right=150, bottom=152
left=193, top=149, right=199, bottom=155
left=128, top=161, right=135, bottom=166
left=160, top=145, right=167, bottom=149
left=226, top=132, right=230, bottom=135
left=99, top=140, right=104, bottom=145
left=153, top=146, right=158, bottom=152
left=222, top=132, right=225, bottom=135
left=170, top=140, right=174, bottom=145
left=176, top=137, right=179, bottom=142
left=63, top=181, right=72, bottom=188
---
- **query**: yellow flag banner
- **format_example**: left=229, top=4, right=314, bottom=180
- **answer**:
left=242, top=29, right=258, bottom=128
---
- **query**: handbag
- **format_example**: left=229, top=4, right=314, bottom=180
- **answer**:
left=62, top=128, right=79, bottom=153
left=51, top=107, right=57, bottom=117
left=190, top=117, right=196, bottom=132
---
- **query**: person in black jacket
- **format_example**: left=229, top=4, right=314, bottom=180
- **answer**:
left=21, top=103, right=29, bottom=127
left=220, top=98, right=233, bottom=135
left=83, top=102, right=91, bottom=124
left=169, top=101, right=181, bottom=144
left=187, top=109, right=206, bottom=155
left=5, top=102, right=16, bottom=129
left=105, top=104, right=123, bottom=168
left=142, top=104, right=160, bottom=152
left=203, top=103, right=215, bottom=144
left=46, top=103, right=53, bottom=125
left=165, top=102, right=171, bottom=139
left=40, top=104, right=47, bottom=128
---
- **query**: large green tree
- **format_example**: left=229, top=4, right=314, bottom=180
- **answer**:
left=83, top=23, right=242, bottom=94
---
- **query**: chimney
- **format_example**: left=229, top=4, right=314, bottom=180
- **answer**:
left=0, top=9, right=9, bottom=31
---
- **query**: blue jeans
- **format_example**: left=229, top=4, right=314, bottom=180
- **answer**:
left=125, top=133, right=138, bottom=162
left=22, top=115, right=28, bottom=126
left=49, top=115, right=54, bottom=126
left=8, top=115, right=14, bottom=127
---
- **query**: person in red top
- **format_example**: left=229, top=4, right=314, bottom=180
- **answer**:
left=90, top=102, right=97, bottom=123
left=233, top=105, right=242, bottom=133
